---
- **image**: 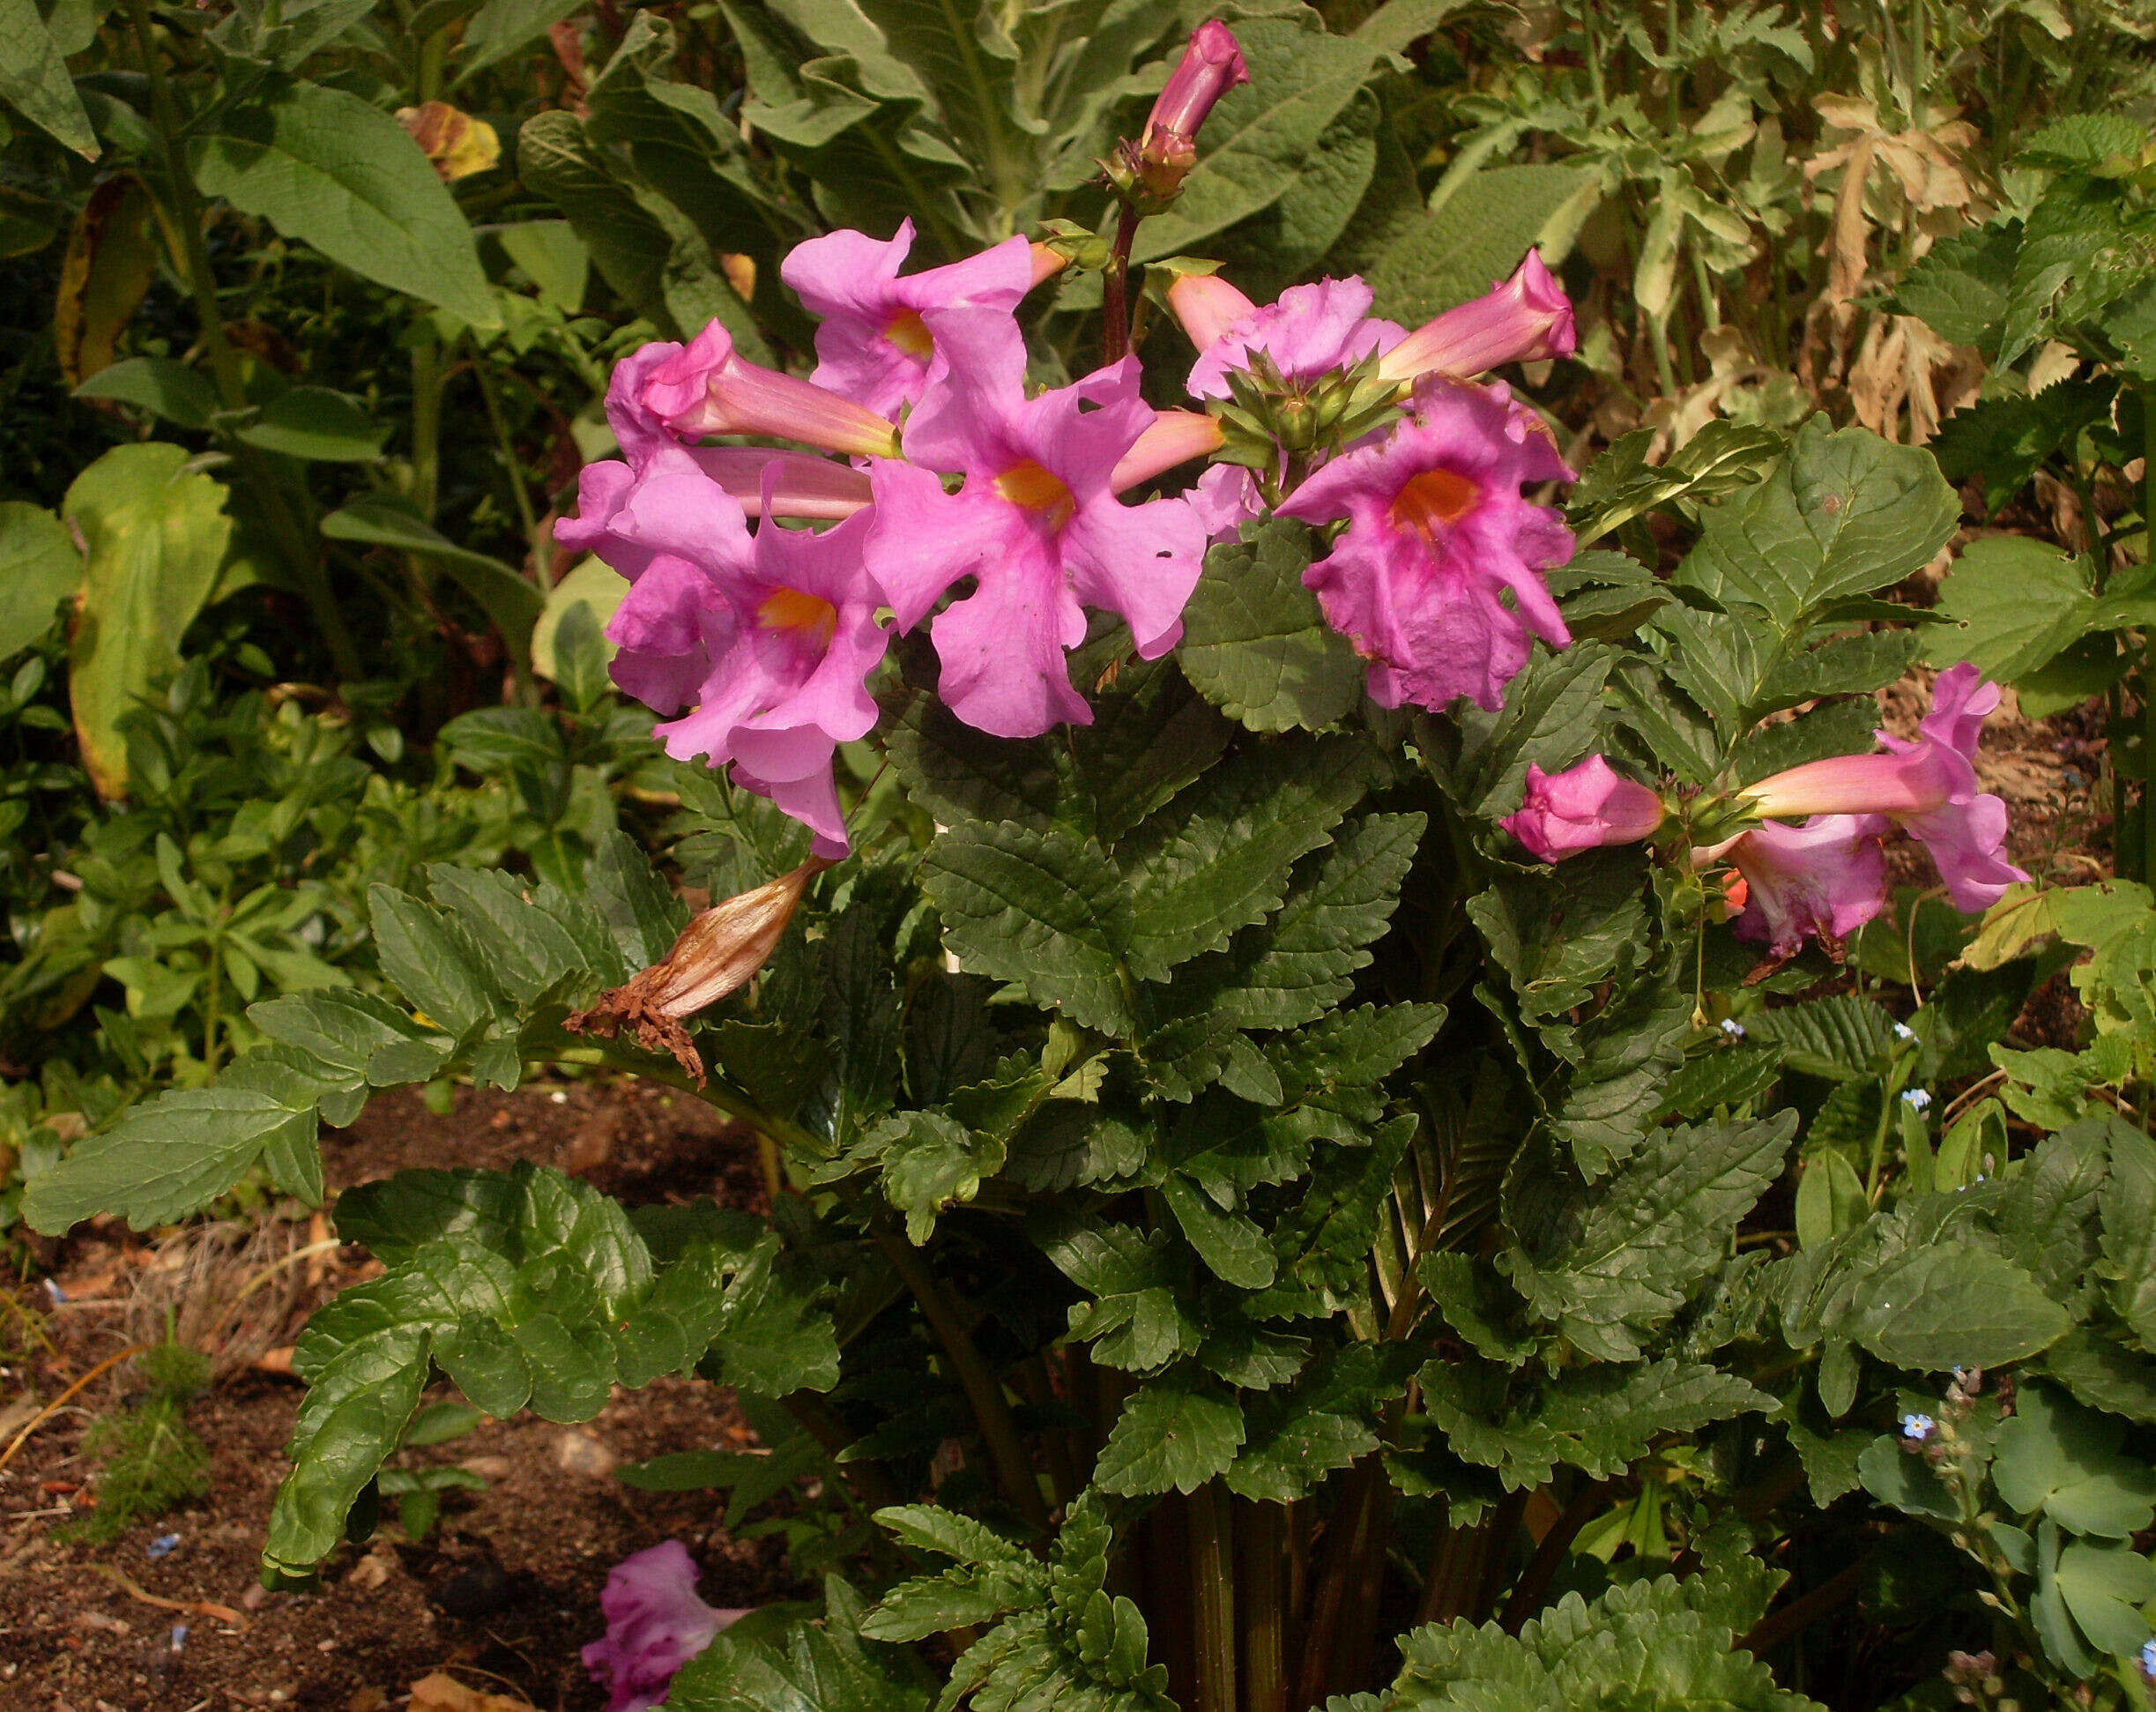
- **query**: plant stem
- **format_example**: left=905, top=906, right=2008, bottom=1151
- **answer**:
left=411, top=329, right=445, bottom=524
left=870, top=1218, right=1052, bottom=1533
left=1241, top=1498, right=1287, bottom=1712
left=1499, top=1481, right=1608, bottom=1632
left=471, top=356, right=545, bottom=580
left=1188, top=1481, right=1238, bottom=1712
left=2144, top=387, right=2156, bottom=884
left=125, top=0, right=361, bottom=680
left=1101, top=205, right=1142, bottom=364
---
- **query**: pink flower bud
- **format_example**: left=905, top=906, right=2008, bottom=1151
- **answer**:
left=1502, top=756, right=1664, bottom=861
left=1378, top=250, right=1577, bottom=385
left=1167, top=272, right=1259, bottom=356
left=1139, top=21, right=1249, bottom=182
left=643, top=321, right=901, bottom=460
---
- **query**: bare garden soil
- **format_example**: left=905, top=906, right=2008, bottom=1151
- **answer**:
left=1, top=1082, right=792, bottom=1712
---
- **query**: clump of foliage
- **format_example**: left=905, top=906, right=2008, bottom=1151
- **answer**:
left=63, top=1340, right=212, bottom=1545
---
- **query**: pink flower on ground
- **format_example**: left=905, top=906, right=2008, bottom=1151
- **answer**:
left=583, top=1541, right=746, bottom=1712
left=1379, top=250, right=1578, bottom=385
left=1502, top=756, right=1664, bottom=860
left=1277, top=379, right=1574, bottom=711
left=1741, top=664, right=2030, bottom=912
left=570, top=464, right=886, bottom=857
left=1139, top=21, right=1249, bottom=186
left=864, top=350, right=1207, bottom=737
left=642, top=321, right=901, bottom=459
left=1183, top=275, right=1406, bottom=401
left=1706, top=815, right=1892, bottom=959
left=779, top=220, right=1035, bottom=419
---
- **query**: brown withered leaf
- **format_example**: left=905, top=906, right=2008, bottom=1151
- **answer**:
left=396, top=102, right=502, bottom=182
left=564, top=859, right=828, bottom=1083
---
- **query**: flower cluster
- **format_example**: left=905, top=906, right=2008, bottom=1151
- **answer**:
left=560, top=21, right=1588, bottom=851
left=1503, top=663, right=2030, bottom=959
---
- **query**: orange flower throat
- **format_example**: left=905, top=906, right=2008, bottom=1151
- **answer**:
left=994, top=459, right=1077, bottom=532
left=758, top=587, right=838, bottom=646
left=884, top=309, right=934, bottom=361
left=1388, top=467, right=1479, bottom=541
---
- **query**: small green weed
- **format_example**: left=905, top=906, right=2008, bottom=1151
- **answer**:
left=63, top=1340, right=212, bottom=1545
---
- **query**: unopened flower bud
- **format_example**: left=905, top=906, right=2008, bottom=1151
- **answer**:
left=564, top=859, right=827, bottom=1083
left=1502, top=756, right=1665, bottom=862
left=1134, top=22, right=1249, bottom=200
left=1379, top=249, right=1577, bottom=386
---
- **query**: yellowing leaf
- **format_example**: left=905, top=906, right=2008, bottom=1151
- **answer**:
left=63, top=443, right=234, bottom=799
left=54, top=175, right=163, bottom=384
left=397, top=101, right=502, bottom=182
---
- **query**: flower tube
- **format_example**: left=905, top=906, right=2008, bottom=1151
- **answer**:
left=641, top=321, right=902, bottom=459
left=1166, top=272, right=1259, bottom=358
left=1502, top=756, right=1665, bottom=860
left=567, top=860, right=827, bottom=1082
left=1377, top=250, right=1578, bottom=386
left=1741, top=664, right=2029, bottom=912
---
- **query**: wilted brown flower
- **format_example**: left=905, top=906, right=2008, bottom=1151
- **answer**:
left=563, top=859, right=826, bottom=1082
left=396, top=101, right=502, bottom=182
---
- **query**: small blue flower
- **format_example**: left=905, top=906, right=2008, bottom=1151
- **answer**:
left=1902, top=1088, right=1932, bottom=1113
left=1901, top=1412, right=1936, bottom=1441
left=1720, top=1018, right=1746, bottom=1039
left=2140, top=1635, right=2156, bottom=1679
left=1892, top=1022, right=1917, bottom=1042
left=147, top=1532, right=181, bottom=1559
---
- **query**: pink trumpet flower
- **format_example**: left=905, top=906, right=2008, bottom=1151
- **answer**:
left=573, top=464, right=886, bottom=858
left=1139, top=21, right=1249, bottom=189
left=1740, top=664, right=2030, bottom=912
left=1703, top=815, right=1892, bottom=959
left=865, top=347, right=1207, bottom=738
left=1502, top=756, right=1665, bottom=861
left=780, top=220, right=1036, bottom=419
left=1278, top=379, right=1574, bottom=711
left=641, top=321, right=902, bottom=460
left=582, top=1540, right=747, bottom=1712
left=1378, top=249, right=1578, bottom=386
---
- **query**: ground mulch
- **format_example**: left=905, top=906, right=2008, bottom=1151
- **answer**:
left=0, top=1080, right=792, bottom=1712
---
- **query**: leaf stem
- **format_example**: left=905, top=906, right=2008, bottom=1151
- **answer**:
left=870, top=1216, right=1052, bottom=1533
